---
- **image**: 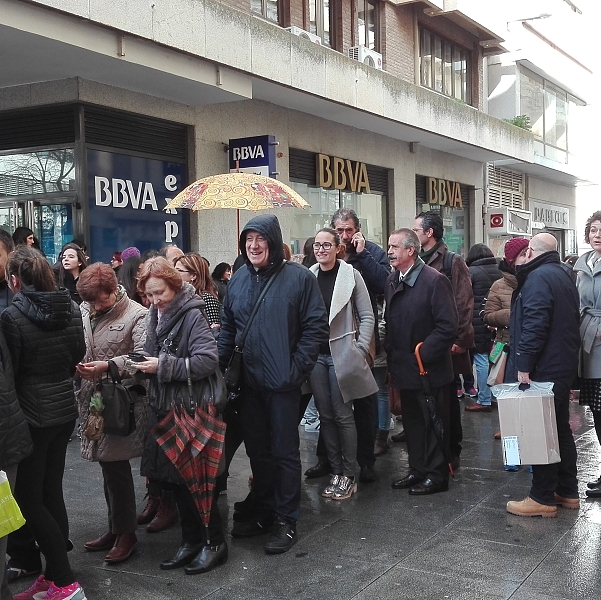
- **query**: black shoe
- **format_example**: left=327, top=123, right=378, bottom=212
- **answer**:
left=5, top=563, right=42, bottom=584
left=231, top=517, right=273, bottom=538
left=586, top=487, right=601, bottom=499
left=304, top=459, right=331, bottom=479
left=184, top=543, right=228, bottom=575
left=160, top=543, right=203, bottom=570
left=408, top=478, right=449, bottom=496
left=359, top=465, right=377, bottom=483
left=391, top=474, right=423, bottom=489
left=587, top=475, right=601, bottom=489
left=391, top=430, right=406, bottom=443
left=450, top=456, right=460, bottom=471
left=233, top=491, right=258, bottom=514
left=264, top=519, right=297, bottom=554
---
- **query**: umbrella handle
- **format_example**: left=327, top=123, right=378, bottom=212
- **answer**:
left=414, top=342, right=427, bottom=376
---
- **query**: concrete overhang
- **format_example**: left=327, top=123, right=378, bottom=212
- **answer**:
left=493, top=155, right=592, bottom=187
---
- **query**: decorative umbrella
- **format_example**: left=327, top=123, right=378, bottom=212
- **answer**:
left=164, top=172, right=310, bottom=238
left=151, top=404, right=226, bottom=544
left=414, top=342, right=454, bottom=477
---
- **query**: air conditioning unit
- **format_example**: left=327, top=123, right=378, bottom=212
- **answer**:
left=487, top=207, right=532, bottom=237
left=348, top=46, right=383, bottom=70
left=285, top=26, right=322, bottom=45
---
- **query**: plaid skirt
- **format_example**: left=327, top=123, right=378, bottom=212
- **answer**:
left=579, top=379, right=601, bottom=413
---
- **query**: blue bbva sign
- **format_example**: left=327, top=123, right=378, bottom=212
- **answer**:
left=229, top=135, right=277, bottom=177
left=87, top=149, right=188, bottom=263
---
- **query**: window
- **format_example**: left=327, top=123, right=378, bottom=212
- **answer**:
left=251, top=0, right=279, bottom=22
left=419, top=28, right=470, bottom=103
left=357, top=0, right=378, bottom=50
left=309, top=0, right=332, bottom=47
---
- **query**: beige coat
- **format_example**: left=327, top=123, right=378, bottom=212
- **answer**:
left=77, top=290, right=148, bottom=462
left=483, top=270, right=517, bottom=345
left=310, top=261, right=378, bottom=402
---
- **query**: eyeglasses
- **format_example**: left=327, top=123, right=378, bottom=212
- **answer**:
left=313, top=242, right=334, bottom=251
left=412, top=227, right=424, bottom=233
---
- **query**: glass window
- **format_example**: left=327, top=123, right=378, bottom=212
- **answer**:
left=309, top=0, right=332, bottom=47
left=251, top=0, right=279, bottom=23
left=520, top=71, right=544, bottom=139
left=420, top=30, right=432, bottom=89
left=417, top=202, right=468, bottom=257
left=358, top=1, right=378, bottom=50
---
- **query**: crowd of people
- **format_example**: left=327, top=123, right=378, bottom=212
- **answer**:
left=1, top=207, right=600, bottom=600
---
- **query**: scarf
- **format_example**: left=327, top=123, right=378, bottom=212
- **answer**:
left=419, top=239, right=444, bottom=263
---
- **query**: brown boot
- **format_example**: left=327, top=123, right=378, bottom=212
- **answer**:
left=147, top=491, right=178, bottom=533
left=104, top=532, right=138, bottom=564
left=374, top=429, right=390, bottom=457
left=137, top=492, right=160, bottom=525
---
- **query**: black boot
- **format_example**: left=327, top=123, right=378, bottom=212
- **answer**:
left=160, top=543, right=203, bottom=570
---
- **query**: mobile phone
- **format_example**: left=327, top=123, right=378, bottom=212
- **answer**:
left=128, top=353, right=147, bottom=362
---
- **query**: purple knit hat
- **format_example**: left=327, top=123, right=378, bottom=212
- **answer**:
left=504, top=238, right=529, bottom=266
left=121, top=246, right=141, bottom=262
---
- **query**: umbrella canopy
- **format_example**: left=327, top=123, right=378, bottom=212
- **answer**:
left=165, top=172, right=310, bottom=212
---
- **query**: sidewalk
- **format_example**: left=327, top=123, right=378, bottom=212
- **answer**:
left=11, top=399, right=601, bottom=600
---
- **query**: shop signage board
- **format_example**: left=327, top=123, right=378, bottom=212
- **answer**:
left=487, top=207, right=532, bottom=236
left=426, top=177, right=463, bottom=207
left=531, top=202, right=570, bottom=229
left=229, top=135, right=277, bottom=176
left=317, top=154, right=371, bottom=193
left=87, top=149, right=187, bottom=263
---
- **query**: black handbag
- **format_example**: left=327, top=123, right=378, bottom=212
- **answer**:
left=101, top=361, right=145, bottom=436
left=224, top=260, right=286, bottom=395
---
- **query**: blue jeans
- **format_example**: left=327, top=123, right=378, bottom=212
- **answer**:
left=473, top=353, right=492, bottom=406
left=374, top=366, right=390, bottom=430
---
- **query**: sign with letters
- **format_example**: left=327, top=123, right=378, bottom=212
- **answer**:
left=87, top=149, right=187, bottom=263
left=531, top=202, right=569, bottom=229
left=229, top=135, right=277, bottom=177
left=426, top=177, right=463, bottom=208
left=317, top=154, right=370, bottom=193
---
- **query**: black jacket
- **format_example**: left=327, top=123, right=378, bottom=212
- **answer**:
left=384, top=259, right=458, bottom=390
left=218, top=214, right=328, bottom=392
left=507, top=251, right=580, bottom=386
left=0, top=279, right=13, bottom=312
left=0, top=329, right=32, bottom=470
left=469, top=257, right=503, bottom=353
left=0, top=288, right=85, bottom=427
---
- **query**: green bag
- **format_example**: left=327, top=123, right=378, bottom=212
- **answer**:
left=0, top=470, right=25, bottom=538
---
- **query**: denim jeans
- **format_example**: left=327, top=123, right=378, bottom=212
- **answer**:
left=473, top=353, right=492, bottom=406
left=373, top=366, right=390, bottom=430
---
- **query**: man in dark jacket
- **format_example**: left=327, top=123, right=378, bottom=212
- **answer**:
left=385, top=229, right=457, bottom=495
left=219, top=214, right=328, bottom=554
left=506, top=233, right=580, bottom=518
left=0, top=229, right=14, bottom=312
left=305, top=207, right=390, bottom=482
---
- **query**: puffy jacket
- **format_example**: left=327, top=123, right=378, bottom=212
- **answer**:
left=483, top=260, right=516, bottom=344
left=507, top=251, right=580, bottom=385
left=575, top=251, right=601, bottom=379
left=468, top=257, right=502, bottom=353
left=219, top=214, right=329, bottom=392
left=78, top=288, right=148, bottom=462
left=0, top=288, right=85, bottom=427
left=0, top=329, right=32, bottom=470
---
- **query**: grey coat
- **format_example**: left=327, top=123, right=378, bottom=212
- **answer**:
left=575, top=252, right=601, bottom=378
left=77, top=289, right=148, bottom=462
left=310, top=261, right=378, bottom=402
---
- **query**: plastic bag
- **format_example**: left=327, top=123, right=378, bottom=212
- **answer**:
left=0, top=470, right=26, bottom=537
left=491, top=381, right=554, bottom=399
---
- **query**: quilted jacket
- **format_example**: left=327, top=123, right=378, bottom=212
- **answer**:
left=0, top=288, right=85, bottom=428
left=482, top=260, right=516, bottom=345
left=77, top=288, right=148, bottom=462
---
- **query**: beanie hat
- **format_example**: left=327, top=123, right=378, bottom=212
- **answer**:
left=504, top=237, right=529, bottom=265
left=121, top=246, right=141, bottom=262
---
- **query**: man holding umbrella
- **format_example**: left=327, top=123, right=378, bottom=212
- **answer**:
left=385, top=228, right=458, bottom=495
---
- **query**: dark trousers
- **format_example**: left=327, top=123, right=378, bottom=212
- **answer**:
left=449, top=382, right=463, bottom=458
left=6, top=524, right=39, bottom=572
left=592, top=409, right=601, bottom=448
left=174, top=484, right=224, bottom=546
left=13, top=420, right=75, bottom=587
left=530, top=384, right=578, bottom=506
left=99, top=460, right=137, bottom=535
left=401, top=388, right=450, bottom=484
left=241, top=386, right=302, bottom=523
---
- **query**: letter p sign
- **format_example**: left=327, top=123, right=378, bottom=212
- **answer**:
left=165, top=221, right=179, bottom=243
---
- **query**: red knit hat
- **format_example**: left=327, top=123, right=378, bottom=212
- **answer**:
left=504, top=237, right=529, bottom=265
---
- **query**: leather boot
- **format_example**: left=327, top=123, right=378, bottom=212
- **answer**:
left=104, top=532, right=138, bottom=564
left=184, top=543, right=228, bottom=575
left=84, top=531, right=117, bottom=552
left=147, top=491, right=178, bottom=533
left=374, top=429, right=390, bottom=457
left=137, top=492, right=161, bottom=525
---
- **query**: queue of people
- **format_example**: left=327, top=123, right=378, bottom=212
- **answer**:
left=0, top=207, right=598, bottom=600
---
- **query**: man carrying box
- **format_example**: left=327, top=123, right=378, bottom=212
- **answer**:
left=505, top=233, right=580, bottom=517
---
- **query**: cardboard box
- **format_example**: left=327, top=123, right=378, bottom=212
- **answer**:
left=497, top=388, right=560, bottom=465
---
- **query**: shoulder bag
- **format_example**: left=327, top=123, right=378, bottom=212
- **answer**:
left=223, top=260, right=286, bottom=395
left=101, top=361, right=145, bottom=436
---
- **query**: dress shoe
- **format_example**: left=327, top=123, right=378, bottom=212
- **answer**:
left=554, top=493, right=580, bottom=509
left=304, top=459, right=331, bottom=479
left=408, top=478, right=449, bottom=495
left=391, top=473, right=422, bottom=489
left=84, top=531, right=117, bottom=552
left=587, top=475, right=601, bottom=489
left=104, top=533, right=138, bottom=564
left=359, top=465, right=377, bottom=483
left=147, top=491, right=178, bottom=533
left=586, top=487, right=601, bottom=499
left=464, top=403, right=491, bottom=413
left=184, top=543, right=228, bottom=575
left=137, top=493, right=160, bottom=525
left=506, top=496, right=557, bottom=518
left=160, top=543, right=203, bottom=570
left=391, top=430, right=406, bottom=443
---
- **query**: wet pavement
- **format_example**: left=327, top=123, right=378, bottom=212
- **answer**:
left=9, top=398, right=601, bottom=600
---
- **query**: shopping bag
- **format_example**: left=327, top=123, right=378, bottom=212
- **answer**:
left=0, top=470, right=26, bottom=537
left=487, top=346, right=508, bottom=386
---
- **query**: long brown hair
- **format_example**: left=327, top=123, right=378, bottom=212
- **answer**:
left=174, top=253, right=217, bottom=297
left=137, top=257, right=183, bottom=295
left=7, top=246, right=56, bottom=292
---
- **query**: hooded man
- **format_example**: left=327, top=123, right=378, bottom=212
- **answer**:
left=218, top=214, right=328, bottom=554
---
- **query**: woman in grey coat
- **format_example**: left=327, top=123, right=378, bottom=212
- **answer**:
left=575, top=210, right=601, bottom=498
left=309, top=228, right=378, bottom=501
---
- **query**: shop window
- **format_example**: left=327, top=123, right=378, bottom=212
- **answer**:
left=251, top=0, right=279, bottom=23
left=357, top=0, right=378, bottom=50
left=309, top=0, right=333, bottom=47
left=419, top=28, right=470, bottom=104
